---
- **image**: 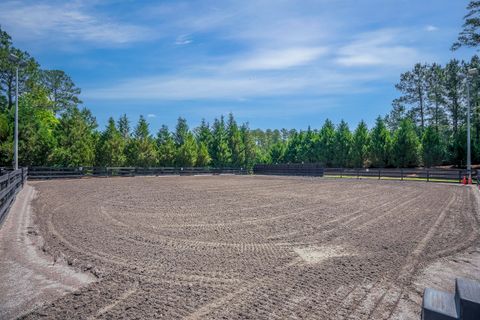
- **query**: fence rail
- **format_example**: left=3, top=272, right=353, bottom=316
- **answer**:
left=323, top=167, right=474, bottom=183
left=27, top=166, right=247, bottom=179
left=253, top=163, right=325, bottom=176
left=253, top=164, right=476, bottom=184
left=25, top=165, right=479, bottom=185
left=0, top=168, right=28, bottom=225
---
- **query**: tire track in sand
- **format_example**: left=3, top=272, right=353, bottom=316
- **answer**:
left=362, top=189, right=459, bottom=319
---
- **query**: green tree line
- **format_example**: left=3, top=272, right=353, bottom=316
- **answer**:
left=1, top=0, right=480, bottom=169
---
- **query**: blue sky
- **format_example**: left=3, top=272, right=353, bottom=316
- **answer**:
left=0, top=0, right=475, bottom=132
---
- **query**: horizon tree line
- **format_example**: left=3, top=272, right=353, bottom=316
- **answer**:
left=2, top=0, right=480, bottom=170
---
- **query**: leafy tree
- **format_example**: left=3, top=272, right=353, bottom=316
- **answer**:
left=299, top=127, right=318, bottom=163
left=117, top=114, right=130, bottom=139
left=176, top=132, right=197, bottom=167
left=444, top=60, right=465, bottom=134
left=0, top=29, right=40, bottom=110
left=280, top=128, right=290, bottom=141
left=393, top=63, right=429, bottom=130
left=240, top=123, right=256, bottom=169
left=370, top=116, right=392, bottom=167
left=449, top=127, right=468, bottom=167
left=392, top=118, right=420, bottom=167
left=334, top=120, right=352, bottom=167
left=40, top=70, right=81, bottom=113
left=452, top=1, right=480, bottom=50
left=210, top=116, right=231, bottom=167
left=468, top=56, right=480, bottom=152
left=270, top=142, right=286, bottom=164
left=283, top=131, right=301, bottom=163
left=316, top=119, right=336, bottom=166
left=174, top=117, right=189, bottom=146
left=0, top=90, right=58, bottom=166
left=351, top=121, right=370, bottom=168
left=51, top=107, right=97, bottom=166
left=385, top=101, right=407, bottom=131
left=426, top=63, right=448, bottom=131
left=156, top=125, right=176, bottom=166
left=227, top=113, right=244, bottom=167
left=196, top=141, right=211, bottom=167
left=96, top=117, right=126, bottom=166
left=422, top=126, right=444, bottom=167
left=126, top=116, right=157, bottom=167
left=195, top=118, right=212, bottom=146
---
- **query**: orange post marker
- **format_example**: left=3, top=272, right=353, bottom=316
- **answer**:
left=462, top=176, right=467, bottom=185
left=468, top=177, right=472, bottom=185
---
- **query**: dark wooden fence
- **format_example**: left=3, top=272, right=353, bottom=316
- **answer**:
left=323, top=167, right=473, bottom=183
left=253, top=163, right=325, bottom=176
left=253, top=164, right=475, bottom=183
left=0, top=168, right=28, bottom=225
left=25, top=165, right=478, bottom=184
left=27, top=167, right=247, bottom=179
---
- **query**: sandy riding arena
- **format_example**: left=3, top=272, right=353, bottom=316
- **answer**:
left=1, top=175, right=479, bottom=319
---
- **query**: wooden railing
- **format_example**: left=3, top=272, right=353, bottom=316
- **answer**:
left=323, top=167, right=473, bottom=183
left=27, top=167, right=247, bottom=179
left=0, top=168, right=28, bottom=225
left=253, top=164, right=476, bottom=184
left=253, top=163, right=324, bottom=176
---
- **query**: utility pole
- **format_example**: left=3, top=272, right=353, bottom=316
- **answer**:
left=14, top=63, right=18, bottom=170
left=8, top=54, right=27, bottom=170
left=467, top=68, right=478, bottom=184
left=8, top=53, right=21, bottom=170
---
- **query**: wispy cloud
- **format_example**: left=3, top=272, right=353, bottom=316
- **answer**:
left=229, top=47, right=328, bottom=71
left=0, top=1, right=153, bottom=46
left=175, top=34, right=192, bottom=45
left=84, top=68, right=379, bottom=101
left=2, top=0, right=447, bottom=125
left=144, top=1, right=336, bottom=47
left=335, top=29, right=423, bottom=68
left=87, top=75, right=307, bottom=100
left=425, top=25, right=438, bottom=32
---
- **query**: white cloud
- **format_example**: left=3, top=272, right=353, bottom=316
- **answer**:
left=147, top=114, right=157, bottom=118
left=84, top=69, right=379, bottom=101
left=335, top=29, right=423, bottom=68
left=0, top=1, right=153, bottom=46
left=175, top=34, right=192, bottom=45
left=86, top=75, right=306, bottom=100
left=425, top=25, right=438, bottom=32
left=229, top=47, right=328, bottom=71
left=145, top=1, right=336, bottom=47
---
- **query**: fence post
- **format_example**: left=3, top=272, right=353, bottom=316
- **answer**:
left=427, top=169, right=429, bottom=182
left=459, top=170, right=462, bottom=183
left=21, top=167, right=24, bottom=186
left=357, top=168, right=359, bottom=179
left=401, top=169, right=404, bottom=181
left=378, top=169, right=381, bottom=180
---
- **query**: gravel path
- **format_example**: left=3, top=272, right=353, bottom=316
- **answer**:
left=15, top=176, right=480, bottom=319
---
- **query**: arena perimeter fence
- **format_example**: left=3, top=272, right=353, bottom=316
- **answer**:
left=253, top=164, right=477, bottom=184
left=0, top=168, right=28, bottom=225
left=253, top=163, right=325, bottom=176
left=22, top=165, right=480, bottom=185
left=27, top=166, right=247, bottom=179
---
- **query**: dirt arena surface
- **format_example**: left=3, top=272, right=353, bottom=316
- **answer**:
left=19, top=176, right=479, bottom=319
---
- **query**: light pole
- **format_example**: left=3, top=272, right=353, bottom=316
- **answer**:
left=8, top=53, right=24, bottom=171
left=465, top=68, right=478, bottom=184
